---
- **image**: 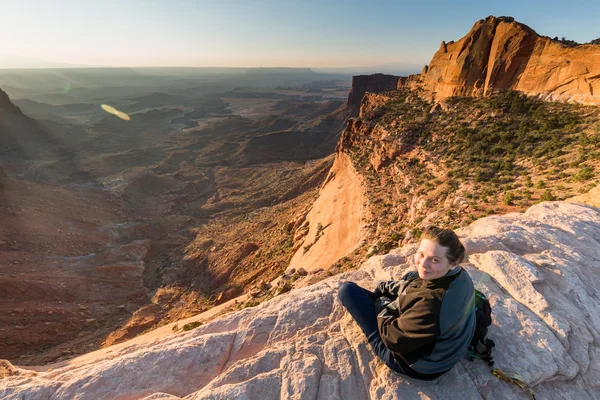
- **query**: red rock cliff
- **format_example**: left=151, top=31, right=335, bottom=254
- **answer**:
left=420, top=16, right=600, bottom=104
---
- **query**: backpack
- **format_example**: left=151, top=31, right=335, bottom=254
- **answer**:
left=466, top=289, right=495, bottom=366
left=467, top=291, right=535, bottom=396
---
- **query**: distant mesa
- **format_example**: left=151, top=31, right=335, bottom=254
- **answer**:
left=244, top=67, right=316, bottom=76
left=346, top=74, right=405, bottom=114
left=417, top=15, right=600, bottom=104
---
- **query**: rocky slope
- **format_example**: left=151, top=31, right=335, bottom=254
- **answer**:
left=2, top=197, right=600, bottom=399
left=337, top=87, right=600, bottom=263
left=418, top=16, right=600, bottom=104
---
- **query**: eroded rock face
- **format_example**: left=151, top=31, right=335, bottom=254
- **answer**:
left=420, top=16, right=600, bottom=104
left=347, top=74, right=404, bottom=114
left=2, top=200, right=600, bottom=399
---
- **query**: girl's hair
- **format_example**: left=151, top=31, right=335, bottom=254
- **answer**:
left=421, top=226, right=465, bottom=265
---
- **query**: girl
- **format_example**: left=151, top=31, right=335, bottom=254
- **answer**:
left=338, top=226, right=475, bottom=380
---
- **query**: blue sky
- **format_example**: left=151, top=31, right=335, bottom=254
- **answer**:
left=2, top=0, right=599, bottom=68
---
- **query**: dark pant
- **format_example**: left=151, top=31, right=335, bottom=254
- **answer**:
left=337, top=281, right=447, bottom=381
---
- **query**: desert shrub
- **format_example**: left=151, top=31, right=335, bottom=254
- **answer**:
left=411, top=227, right=422, bottom=239
left=552, top=36, right=580, bottom=47
left=574, top=166, right=594, bottom=182
left=182, top=321, right=202, bottom=331
left=540, top=190, right=556, bottom=201
left=503, top=191, right=515, bottom=205
left=475, top=168, right=495, bottom=182
left=243, top=300, right=261, bottom=308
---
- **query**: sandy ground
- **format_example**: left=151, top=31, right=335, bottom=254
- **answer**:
left=287, top=152, right=365, bottom=272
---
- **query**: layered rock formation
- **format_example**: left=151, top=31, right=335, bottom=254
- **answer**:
left=347, top=74, right=404, bottom=113
left=3, top=198, right=600, bottom=399
left=419, top=16, right=600, bottom=104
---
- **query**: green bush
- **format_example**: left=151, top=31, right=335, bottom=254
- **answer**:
left=243, top=300, right=261, bottom=308
left=182, top=321, right=202, bottom=331
left=389, top=232, right=401, bottom=241
left=411, top=227, right=422, bottom=239
left=540, top=190, right=556, bottom=202
left=574, top=166, right=594, bottom=182
left=503, top=191, right=515, bottom=205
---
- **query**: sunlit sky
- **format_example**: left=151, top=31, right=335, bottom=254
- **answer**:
left=2, top=0, right=600, bottom=69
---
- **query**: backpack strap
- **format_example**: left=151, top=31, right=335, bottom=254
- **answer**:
left=466, top=290, right=495, bottom=366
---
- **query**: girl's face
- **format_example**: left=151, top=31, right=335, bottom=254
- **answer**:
left=414, top=239, right=457, bottom=280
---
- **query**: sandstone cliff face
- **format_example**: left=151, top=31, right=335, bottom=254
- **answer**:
left=287, top=152, right=365, bottom=273
left=347, top=74, right=404, bottom=114
left=3, top=199, right=600, bottom=399
left=421, top=16, right=600, bottom=104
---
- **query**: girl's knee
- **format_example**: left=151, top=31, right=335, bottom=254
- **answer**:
left=338, top=281, right=357, bottom=303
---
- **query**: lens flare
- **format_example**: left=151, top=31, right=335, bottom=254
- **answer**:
left=101, top=104, right=131, bottom=121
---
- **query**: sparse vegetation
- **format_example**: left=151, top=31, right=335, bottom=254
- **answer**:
left=574, top=166, right=594, bottom=182
left=345, top=88, right=598, bottom=248
left=540, top=190, right=556, bottom=202
left=552, top=36, right=580, bottom=47
left=503, top=191, right=515, bottom=206
left=302, top=222, right=329, bottom=253
left=182, top=321, right=202, bottom=331
left=243, top=300, right=260, bottom=308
